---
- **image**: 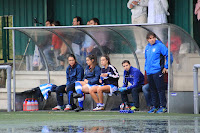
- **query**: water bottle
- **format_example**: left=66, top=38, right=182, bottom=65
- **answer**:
left=35, top=100, right=39, bottom=111
left=27, top=100, right=31, bottom=111
left=31, top=99, right=34, bottom=111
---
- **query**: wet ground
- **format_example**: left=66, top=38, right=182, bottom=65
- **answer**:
left=0, top=112, right=200, bottom=133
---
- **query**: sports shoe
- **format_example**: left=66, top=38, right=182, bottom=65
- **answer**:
left=57, top=55, right=65, bottom=61
left=130, top=106, right=139, bottom=111
left=156, top=106, right=167, bottom=113
left=93, top=106, right=104, bottom=111
left=55, top=65, right=64, bottom=71
left=64, top=104, right=72, bottom=111
left=74, top=106, right=84, bottom=112
left=73, top=93, right=83, bottom=98
left=52, top=105, right=62, bottom=110
left=148, top=106, right=157, bottom=113
left=120, top=103, right=125, bottom=110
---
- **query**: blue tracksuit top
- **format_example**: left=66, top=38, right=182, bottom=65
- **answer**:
left=145, top=40, right=170, bottom=75
left=83, top=65, right=101, bottom=85
left=66, top=63, right=84, bottom=86
left=122, top=66, right=144, bottom=89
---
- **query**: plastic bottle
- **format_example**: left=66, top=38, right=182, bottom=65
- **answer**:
left=27, top=100, right=31, bottom=111
left=35, top=100, right=39, bottom=111
left=31, top=99, right=35, bottom=111
left=23, top=100, right=27, bottom=111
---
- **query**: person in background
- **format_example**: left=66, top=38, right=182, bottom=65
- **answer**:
left=39, top=20, right=55, bottom=71
left=51, top=21, right=65, bottom=71
left=118, top=60, right=144, bottom=111
left=52, top=54, right=84, bottom=111
left=127, top=0, right=148, bottom=54
left=89, top=55, right=119, bottom=111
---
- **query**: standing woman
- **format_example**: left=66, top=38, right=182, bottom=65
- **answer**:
left=73, top=54, right=101, bottom=111
left=52, top=54, right=84, bottom=110
left=89, top=55, right=119, bottom=111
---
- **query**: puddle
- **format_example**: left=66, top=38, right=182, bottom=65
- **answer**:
left=1, top=119, right=200, bottom=133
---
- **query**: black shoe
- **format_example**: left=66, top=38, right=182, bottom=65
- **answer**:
left=57, top=55, right=65, bottom=61
left=73, top=93, right=83, bottom=98
left=55, top=65, right=64, bottom=71
left=40, top=66, right=46, bottom=71
left=74, top=106, right=84, bottom=112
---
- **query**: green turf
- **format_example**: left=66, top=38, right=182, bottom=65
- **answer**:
left=0, top=111, right=200, bottom=124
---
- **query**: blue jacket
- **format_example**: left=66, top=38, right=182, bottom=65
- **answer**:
left=84, top=65, right=101, bottom=85
left=145, top=40, right=172, bottom=75
left=66, top=63, right=84, bottom=86
left=122, top=66, right=144, bottom=89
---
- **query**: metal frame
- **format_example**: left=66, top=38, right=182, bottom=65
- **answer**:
left=4, top=23, right=200, bottom=112
left=193, top=64, right=200, bottom=114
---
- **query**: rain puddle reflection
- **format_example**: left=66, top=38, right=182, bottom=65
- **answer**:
left=2, top=119, right=200, bottom=133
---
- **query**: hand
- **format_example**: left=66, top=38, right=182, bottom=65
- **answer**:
left=99, top=79, right=102, bottom=84
left=65, top=87, right=67, bottom=92
left=132, top=1, right=138, bottom=5
left=101, top=73, right=108, bottom=77
left=118, top=87, right=127, bottom=92
left=84, top=79, right=89, bottom=84
left=162, top=68, right=168, bottom=74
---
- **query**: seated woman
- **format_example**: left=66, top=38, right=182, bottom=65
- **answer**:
left=52, top=54, right=84, bottom=110
left=89, top=55, right=119, bottom=111
left=73, top=54, right=101, bottom=111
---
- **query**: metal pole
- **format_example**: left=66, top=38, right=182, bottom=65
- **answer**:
left=167, top=25, right=171, bottom=113
left=6, top=66, right=11, bottom=112
left=12, top=30, right=16, bottom=112
left=0, top=65, right=11, bottom=112
left=193, top=64, right=200, bottom=114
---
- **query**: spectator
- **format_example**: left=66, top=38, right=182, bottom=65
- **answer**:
left=52, top=54, right=84, bottom=110
left=39, top=20, right=55, bottom=71
left=127, top=0, right=148, bottom=54
left=118, top=60, right=144, bottom=111
left=89, top=55, right=119, bottom=111
left=145, top=32, right=172, bottom=113
left=51, top=21, right=65, bottom=71
left=147, top=0, right=169, bottom=24
left=85, top=18, right=112, bottom=55
left=57, top=16, right=84, bottom=63
left=166, top=31, right=182, bottom=69
left=73, top=55, right=101, bottom=112
left=147, top=0, right=169, bottom=43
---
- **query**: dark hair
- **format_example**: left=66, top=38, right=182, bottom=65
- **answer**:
left=101, top=55, right=111, bottom=65
left=122, top=60, right=130, bottom=65
left=146, top=32, right=156, bottom=39
left=87, top=55, right=98, bottom=72
left=74, top=16, right=82, bottom=25
left=46, top=19, right=53, bottom=24
left=52, top=21, right=61, bottom=26
left=90, top=18, right=100, bottom=25
left=68, top=54, right=77, bottom=63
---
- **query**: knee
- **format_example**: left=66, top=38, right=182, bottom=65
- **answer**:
left=97, top=88, right=102, bottom=94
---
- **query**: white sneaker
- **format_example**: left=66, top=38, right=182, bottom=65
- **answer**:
left=64, top=104, right=72, bottom=111
left=93, top=106, right=104, bottom=111
left=52, top=105, right=62, bottom=110
left=135, top=49, right=143, bottom=54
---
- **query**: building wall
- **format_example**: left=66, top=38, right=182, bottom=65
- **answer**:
left=0, top=0, right=46, bottom=56
left=48, top=0, right=132, bottom=26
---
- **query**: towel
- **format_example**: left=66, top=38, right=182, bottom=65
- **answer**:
left=39, top=83, right=54, bottom=100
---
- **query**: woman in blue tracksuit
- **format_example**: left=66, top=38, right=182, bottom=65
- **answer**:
left=89, top=55, right=119, bottom=111
left=145, top=32, right=172, bottom=113
left=73, top=54, right=101, bottom=111
left=52, top=54, right=84, bottom=111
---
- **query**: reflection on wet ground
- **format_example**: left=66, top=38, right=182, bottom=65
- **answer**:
left=2, top=118, right=200, bottom=133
